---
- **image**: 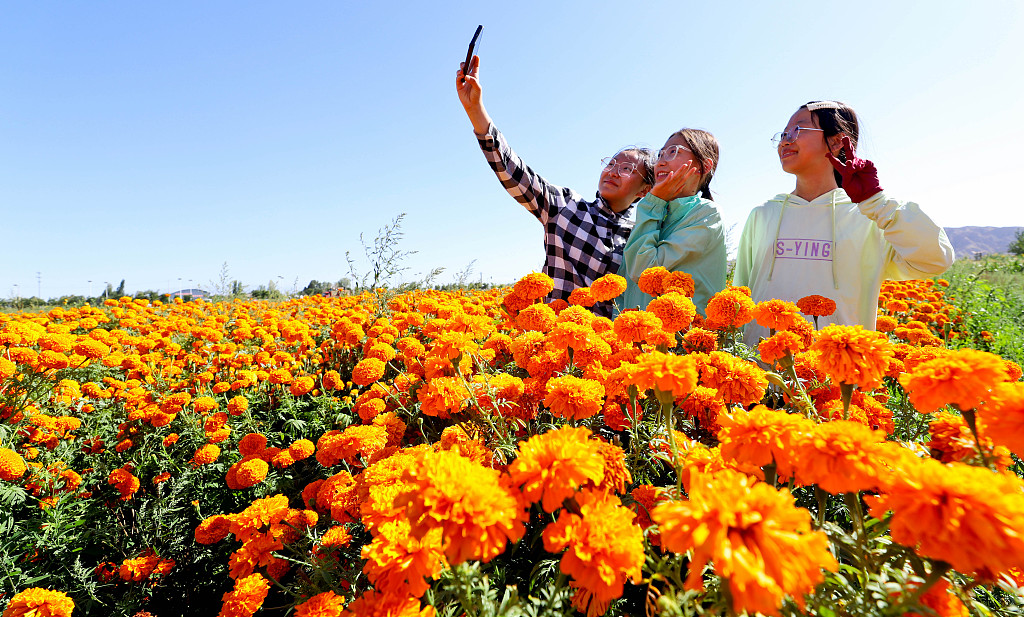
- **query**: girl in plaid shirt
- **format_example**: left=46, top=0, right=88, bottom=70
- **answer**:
left=456, top=55, right=654, bottom=317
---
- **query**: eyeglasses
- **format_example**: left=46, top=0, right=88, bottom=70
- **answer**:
left=771, top=126, right=824, bottom=147
left=656, top=145, right=693, bottom=162
left=600, top=158, right=639, bottom=176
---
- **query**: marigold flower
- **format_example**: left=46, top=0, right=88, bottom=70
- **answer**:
left=352, top=358, right=386, bottom=387
left=196, top=514, right=234, bottom=545
left=753, top=298, right=802, bottom=332
left=217, top=573, right=270, bottom=617
left=636, top=266, right=669, bottom=296
left=2, top=587, right=75, bottom=617
left=416, top=376, right=469, bottom=419
left=899, top=348, right=1008, bottom=413
left=796, top=294, right=837, bottom=317
left=509, top=426, right=605, bottom=512
left=589, top=273, right=628, bottom=302
left=239, top=433, right=268, bottom=457
left=630, top=350, right=698, bottom=398
left=194, top=443, right=221, bottom=466
left=977, top=382, right=1024, bottom=459
left=513, top=272, right=554, bottom=301
left=543, top=488, right=644, bottom=617
left=289, top=375, right=316, bottom=397
left=0, top=447, right=27, bottom=481
left=0, top=357, right=16, bottom=380
left=682, top=327, right=718, bottom=353
left=108, top=468, right=140, bottom=500
left=866, top=458, right=1024, bottom=577
left=544, top=375, right=605, bottom=420
left=294, top=591, right=345, bottom=617
left=811, top=324, right=894, bottom=391
left=516, top=303, right=557, bottom=332
left=758, top=330, right=806, bottom=365
left=661, top=270, right=695, bottom=297
left=567, top=287, right=596, bottom=307
left=717, top=406, right=814, bottom=481
left=647, top=292, right=696, bottom=332
left=612, top=310, right=664, bottom=345
left=39, top=350, right=71, bottom=370
left=289, top=438, right=316, bottom=461
left=704, top=287, right=756, bottom=330
left=231, top=457, right=269, bottom=489
left=397, top=448, right=527, bottom=564
left=652, top=469, right=838, bottom=616
left=790, top=421, right=901, bottom=494
left=696, top=351, right=769, bottom=406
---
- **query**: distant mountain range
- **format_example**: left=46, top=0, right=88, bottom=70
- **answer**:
left=944, top=226, right=1022, bottom=257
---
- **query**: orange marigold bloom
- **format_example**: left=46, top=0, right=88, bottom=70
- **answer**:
left=758, top=330, right=806, bottom=366
left=652, top=470, right=838, bottom=617
left=796, top=294, right=837, bottom=317
left=630, top=351, right=698, bottom=398
left=752, top=298, right=802, bottom=332
left=677, top=385, right=725, bottom=433
left=717, top=406, right=814, bottom=481
left=289, top=438, right=316, bottom=461
left=294, top=591, right=345, bottom=617
left=902, top=578, right=969, bottom=617
left=612, top=310, right=664, bottom=345
left=696, top=351, right=769, bottom=406
left=811, top=324, right=894, bottom=391
left=703, top=287, right=756, bottom=330
left=516, top=303, right=557, bottom=332
left=0, top=357, right=16, bottom=379
left=289, top=375, right=316, bottom=397
left=2, top=587, right=75, bottom=617
left=567, top=287, right=596, bottom=308
left=218, top=573, right=270, bottom=617
left=866, top=458, right=1024, bottom=577
left=321, top=370, right=344, bottom=391
left=39, top=350, right=71, bottom=370
left=544, top=375, right=605, bottom=420
left=340, top=589, right=436, bottom=617
left=543, top=488, right=644, bottom=617
left=513, top=272, right=554, bottom=301
left=509, top=426, right=605, bottom=512
left=899, top=348, right=1008, bottom=413
left=682, top=327, right=718, bottom=353
left=193, top=443, right=221, bottom=466
left=977, top=382, right=1024, bottom=459
left=397, top=449, right=527, bottom=565
left=108, top=468, right=140, bottom=500
left=637, top=266, right=669, bottom=296
left=316, top=425, right=389, bottom=467
left=239, top=433, right=268, bottom=457
left=647, top=292, right=696, bottom=332
left=231, top=457, right=269, bottom=489
left=352, top=358, right=386, bottom=387
left=195, top=514, right=234, bottom=545
left=416, top=376, right=469, bottom=419
left=589, top=273, right=628, bottom=302
left=0, top=447, right=27, bottom=481
left=662, top=270, right=695, bottom=297
left=875, top=315, right=897, bottom=333
left=790, top=421, right=902, bottom=494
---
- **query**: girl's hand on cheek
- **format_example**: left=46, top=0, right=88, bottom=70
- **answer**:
left=650, top=162, right=699, bottom=201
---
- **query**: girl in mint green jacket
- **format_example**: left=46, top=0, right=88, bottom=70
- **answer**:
left=616, top=128, right=727, bottom=315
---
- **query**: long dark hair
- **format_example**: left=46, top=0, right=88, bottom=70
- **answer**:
left=669, top=128, right=719, bottom=201
left=803, top=101, right=859, bottom=187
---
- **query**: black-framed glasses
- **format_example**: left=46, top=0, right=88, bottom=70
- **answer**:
left=771, top=126, right=825, bottom=147
left=600, top=158, right=639, bottom=176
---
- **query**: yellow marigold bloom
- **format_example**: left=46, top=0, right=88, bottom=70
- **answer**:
left=0, top=357, right=16, bottom=379
left=899, top=348, right=1008, bottom=413
left=352, top=358, right=386, bottom=387
left=364, top=341, right=398, bottom=362
left=289, top=438, right=316, bottom=461
left=231, top=457, right=269, bottom=489
left=227, top=395, right=249, bottom=416
left=978, top=382, right=1024, bottom=458
left=194, top=396, right=219, bottom=413
left=543, top=488, right=644, bottom=617
left=696, top=351, right=769, bottom=406
left=796, top=294, right=837, bottom=317
left=39, top=350, right=71, bottom=370
left=397, top=449, right=527, bottom=564
left=567, top=286, right=596, bottom=307
left=652, top=469, right=838, bottom=617
left=516, top=303, right=557, bottom=332
left=195, top=514, right=234, bottom=545
left=1, top=587, right=75, bottom=617
left=72, top=338, right=109, bottom=359
left=509, top=426, right=605, bottom=512
left=513, top=272, right=554, bottom=301
left=758, top=330, right=805, bottom=365
left=636, top=266, right=669, bottom=296
left=866, top=458, right=1024, bottom=578
left=0, top=447, right=27, bottom=481
left=193, top=443, right=221, bottom=466
left=416, top=376, right=469, bottom=419
left=294, top=591, right=345, bottom=617
left=544, top=375, right=605, bottom=420
left=589, top=273, right=628, bottom=302
left=647, top=292, right=696, bottom=332
left=717, top=406, right=814, bottom=481
left=612, top=310, right=664, bottom=345
left=811, top=324, right=894, bottom=390
left=703, top=287, right=756, bottom=330
left=217, top=572, right=270, bottom=617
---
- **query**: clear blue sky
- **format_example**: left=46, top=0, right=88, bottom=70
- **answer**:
left=3, top=1, right=1022, bottom=298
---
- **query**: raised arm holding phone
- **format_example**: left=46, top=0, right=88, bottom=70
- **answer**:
left=456, top=45, right=654, bottom=317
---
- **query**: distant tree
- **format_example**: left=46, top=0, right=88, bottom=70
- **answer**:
left=1009, top=229, right=1024, bottom=256
left=114, top=279, right=126, bottom=297
left=230, top=280, right=246, bottom=296
left=300, top=280, right=330, bottom=296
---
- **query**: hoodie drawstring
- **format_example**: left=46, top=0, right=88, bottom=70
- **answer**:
left=767, top=191, right=840, bottom=290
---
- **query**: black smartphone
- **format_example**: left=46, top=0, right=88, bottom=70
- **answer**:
left=462, top=25, right=483, bottom=77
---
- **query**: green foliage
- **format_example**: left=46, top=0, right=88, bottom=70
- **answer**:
left=942, top=255, right=1024, bottom=366
left=1008, top=229, right=1024, bottom=256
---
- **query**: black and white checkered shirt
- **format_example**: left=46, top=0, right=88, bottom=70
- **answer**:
left=477, top=124, right=634, bottom=318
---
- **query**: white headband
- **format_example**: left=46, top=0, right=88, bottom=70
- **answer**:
left=805, top=100, right=843, bottom=111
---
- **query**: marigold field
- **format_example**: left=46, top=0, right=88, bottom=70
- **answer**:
left=2, top=266, right=1023, bottom=617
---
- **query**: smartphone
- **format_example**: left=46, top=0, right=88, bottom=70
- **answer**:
left=462, top=25, right=483, bottom=77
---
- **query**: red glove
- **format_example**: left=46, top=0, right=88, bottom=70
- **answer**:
left=826, top=135, right=883, bottom=203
